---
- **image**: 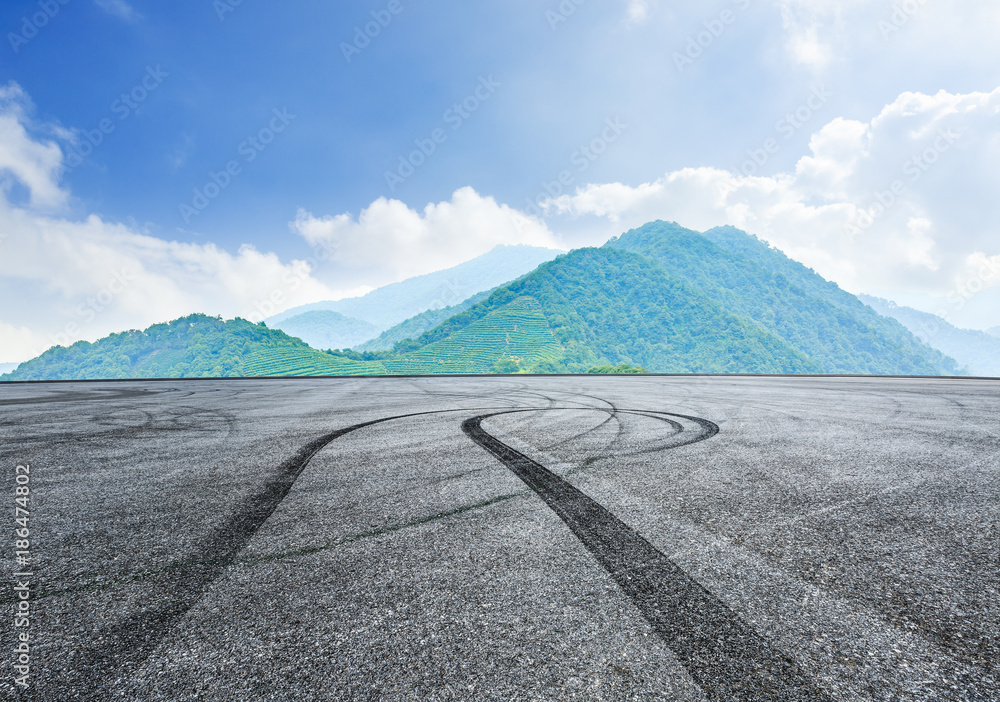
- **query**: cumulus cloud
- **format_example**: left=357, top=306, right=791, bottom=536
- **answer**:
left=543, top=87, right=1000, bottom=320
left=4, top=68, right=1000, bottom=366
left=0, top=198, right=359, bottom=362
left=0, top=85, right=353, bottom=363
left=293, top=186, right=563, bottom=284
left=0, top=83, right=67, bottom=209
left=0, top=84, right=562, bottom=363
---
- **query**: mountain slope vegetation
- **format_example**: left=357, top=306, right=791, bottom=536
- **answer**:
left=381, top=295, right=564, bottom=374
left=1, top=315, right=374, bottom=380
left=390, top=247, right=820, bottom=374
left=859, top=295, right=1000, bottom=377
left=2, top=222, right=962, bottom=381
left=353, top=290, right=492, bottom=353
left=607, top=221, right=957, bottom=375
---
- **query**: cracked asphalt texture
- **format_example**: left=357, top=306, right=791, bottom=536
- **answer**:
left=0, top=375, right=997, bottom=700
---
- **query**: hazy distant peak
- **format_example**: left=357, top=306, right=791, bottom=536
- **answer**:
left=266, top=244, right=563, bottom=334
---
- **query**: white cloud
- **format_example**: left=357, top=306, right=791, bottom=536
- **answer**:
left=543, top=86, right=1000, bottom=324
left=94, top=0, right=140, bottom=22
left=773, top=0, right=1000, bottom=73
left=794, top=117, right=870, bottom=198
left=0, top=85, right=562, bottom=363
left=0, top=198, right=358, bottom=362
left=0, top=321, right=48, bottom=366
left=0, top=83, right=67, bottom=209
left=0, top=84, right=355, bottom=363
left=777, top=1, right=838, bottom=70
left=293, top=186, right=563, bottom=284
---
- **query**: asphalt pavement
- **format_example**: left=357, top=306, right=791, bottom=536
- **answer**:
left=0, top=375, right=997, bottom=700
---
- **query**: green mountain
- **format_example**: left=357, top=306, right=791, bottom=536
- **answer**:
left=0, top=315, right=382, bottom=381
left=376, top=294, right=566, bottom=374
left=859, top=295, right=1000, bottom=377
left=353, top=290, right=492, bottom=353
left=702, top=225, right=857, bottom=313
left=606, top=221, right=957, bottom=375
left=2, top=222, right=962, bottom=381
left=270, top=310, right=379, bottom=351
left=383, top=247, right=820, bottom=374
left=267, top=244, right=563, bottom=330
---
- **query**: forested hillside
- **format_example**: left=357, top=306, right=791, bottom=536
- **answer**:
left=2, top=222, right=962, bottom=381
left=606, top=221, right=957, bottom=375
left=859, top=295, right=1000, bottom=377
left=267, top=244, right=562, bottom=329
left=270, top=310, right=379, bottom=351
left=393, top=247, right=819, bottom=374
left=1, top=315, right=372, bottom=380
left=354, top=290, right=492, bottom=352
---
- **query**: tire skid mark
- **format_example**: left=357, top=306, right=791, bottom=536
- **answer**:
left=463, top=411, right=831, bottom=702
left=61, top=406, right=511, bottom=697
left=18, top=409, right=694, bottom=608
left=51, top=399, right=775, bottom=700
left=0, top=387, right=169, bottom=406
left=540, top=411, right=617, bottom=451
left=12, top=404, right=625, bottom=606
left=539, top=391, right=626, bottom=452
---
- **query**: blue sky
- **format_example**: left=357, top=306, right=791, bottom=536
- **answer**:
left=2, top=0, right=808, bottom=251
left=1, top=0, right=1000, bottom=361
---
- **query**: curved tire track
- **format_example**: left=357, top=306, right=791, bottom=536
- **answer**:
left=63, top=407, right=506, bottom=697
left=462, top=410, right=831, bottom=702
left=61, top=399, right=819, bottom=701
left=61, top=401, right=615, bottom=696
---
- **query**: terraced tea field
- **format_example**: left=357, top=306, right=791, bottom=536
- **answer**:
left=383, top=296, right=564, bottom=374
left=242, top=346, right=385, bottom=377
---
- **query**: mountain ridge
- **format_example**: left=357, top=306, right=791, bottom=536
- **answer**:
left=388, top=246, right=821, bottom=374
left=859, top=294, right=1000, bottom=377
left=268, top=244, right=564, bottom=329
left=2, top=222, right=962, bottom=381
left=606, top=221, right=955, bottom=375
